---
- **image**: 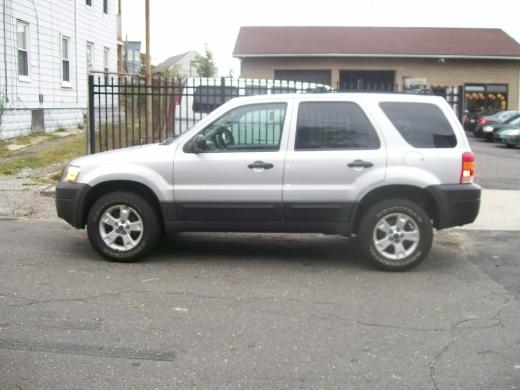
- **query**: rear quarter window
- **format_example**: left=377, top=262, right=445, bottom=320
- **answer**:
left=379, top=102, right=457, bottom=148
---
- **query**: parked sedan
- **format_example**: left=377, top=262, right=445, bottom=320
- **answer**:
left=474, top=110, right=520, bottom=137
left=494, top=127, right=520, bottom=148
left=480, top=114, right=520, bottom=141
left=463, top=109, right=498, bottom=132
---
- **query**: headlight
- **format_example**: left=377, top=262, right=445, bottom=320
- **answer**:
left=508, top=129, right=520, bottom=136
left=483, top=125, right=493, bottom=132
left=61, top=165, right=81, bottom=183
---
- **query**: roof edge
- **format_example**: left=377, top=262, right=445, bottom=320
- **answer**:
left=233, top=53, right=520, bottom=60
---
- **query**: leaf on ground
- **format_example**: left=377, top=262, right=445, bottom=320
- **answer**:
left=391, top=373, right=402, bottom=381
left=140, top=278, right=160, bottom=283
left=174, top=307, right=188, bottom=313
left=129, top=302, right=145, bottom=309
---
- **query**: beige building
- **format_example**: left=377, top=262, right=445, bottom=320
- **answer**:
left=233, top=27, right=520, bottom=111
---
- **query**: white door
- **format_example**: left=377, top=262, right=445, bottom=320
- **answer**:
left=283, top=100, right=386, bottom=223
left=174, top=102, right=291, bottom=222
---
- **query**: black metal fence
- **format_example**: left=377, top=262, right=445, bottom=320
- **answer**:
left=87, top=74, right=463, bottom=153
left=338, top=81, right=463, bottom=120
left=87, top=74, right=330, bottom=153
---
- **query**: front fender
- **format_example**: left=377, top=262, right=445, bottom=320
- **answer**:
left=79, top=164, right=173, bottom=202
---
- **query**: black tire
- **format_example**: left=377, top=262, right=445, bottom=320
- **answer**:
left=358, top=199, right=433, bottom=271
left=485, top=134, right=493, bottom=142
left=506, top=144, right=514, bottom=149
left=87, top=191, right=161, bottom=262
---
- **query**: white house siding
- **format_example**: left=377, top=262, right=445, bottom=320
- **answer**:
left=176, top=51, right=199, bottom=78
left=0, top=0, right=117, bottom=139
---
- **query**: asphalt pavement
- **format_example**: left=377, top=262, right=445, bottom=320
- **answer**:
left=471, top=135, right=520, bottom=190
left=1, top=220, right=520, bottom=390
left=0, top=134, right=519, bottom=389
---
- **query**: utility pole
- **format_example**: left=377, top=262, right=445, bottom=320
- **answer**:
left=145, top=0, right=153, bottom=142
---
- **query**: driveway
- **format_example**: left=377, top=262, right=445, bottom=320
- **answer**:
left=0, top=134, right=519, bottom=389
left=1, top=220, right=520, bottom=389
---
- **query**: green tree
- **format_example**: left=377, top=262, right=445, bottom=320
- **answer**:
left=193, top=46, right=217, bottom=77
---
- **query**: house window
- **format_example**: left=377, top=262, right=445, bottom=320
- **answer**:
left=86, top=42, right=94, bottom=72
left=61, top=36, right=71, bottom=82
left=86, top=0, right=92, bottom=6
left=103, top=0, right=108, bottom=14
left=17, top=21, right=29, bottom=76
left=103, top=47, right=110, bottom=73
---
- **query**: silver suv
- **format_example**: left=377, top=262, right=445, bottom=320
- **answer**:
left=56, top=93, right=480, bottom=271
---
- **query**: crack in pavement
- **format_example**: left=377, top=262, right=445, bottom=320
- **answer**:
left=0, top=289, right=336, bottom=308
left=357, top=321, right=446, bottom=333
left=428, top=301, right=511, bottom=390
left=0, top=338, right=175, bottom=362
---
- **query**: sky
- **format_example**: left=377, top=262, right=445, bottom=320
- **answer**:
left=121, top=0, right=520, bottom=76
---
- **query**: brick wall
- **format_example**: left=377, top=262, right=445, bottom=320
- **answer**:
left=240, top=57, right=520, bottom=109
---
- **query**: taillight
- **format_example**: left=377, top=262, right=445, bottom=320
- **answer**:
left=461, top=152, right=475, bottom=184
left=463, top=114, right=468, bottom=123
left=476, top=118, right=487, bottom=125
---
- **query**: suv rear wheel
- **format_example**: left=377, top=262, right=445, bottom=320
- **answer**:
left=358, top=199, right=433, bottom=271
left=87, top=192, right=161, bottom=262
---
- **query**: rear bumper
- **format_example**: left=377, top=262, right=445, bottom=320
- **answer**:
left=56, top=182, right=91, bottom=228
left=426, top=183, right=481, bottom=229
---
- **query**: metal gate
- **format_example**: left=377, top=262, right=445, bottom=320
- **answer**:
left=87, top=73, right=463, bottom=154
left=87, top=74, right=329, bottom=153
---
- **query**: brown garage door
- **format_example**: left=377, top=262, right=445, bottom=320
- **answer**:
left=274, top=70, right=331, bottom=86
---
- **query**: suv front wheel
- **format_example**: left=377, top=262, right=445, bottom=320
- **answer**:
left=87, top=192, right=161, bottom=262
left=358, top=199, right=433, bottom=271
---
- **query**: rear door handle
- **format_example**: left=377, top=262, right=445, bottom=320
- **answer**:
left=347, top=159, right=373, bottom=169
left=248, top=161, right=274, bottom=170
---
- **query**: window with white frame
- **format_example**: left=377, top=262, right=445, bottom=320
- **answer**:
left=86, top=42, right=94, bottom=72
left=103, top=0, right=108, bottom=14
left=17, top=20, right=29, bottom=77
left=103, top=47, right=110, bottom=73
left=86, top=0, right=92, bottom=6
left=61, top=36, right=71, bottom=83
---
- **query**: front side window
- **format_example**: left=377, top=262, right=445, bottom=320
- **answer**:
left=192, top=103, right=287, bottom=152
left=295, top=102, right=380, bottom=150
left=17, top=21, right=29, bottom=76
left=61, top=36, right=70, bottom=82
left=86, top=0, right=92, bottom=6
left=103, top=0, right=108, bottom=13
left=380, top=102, right=457, bottom=148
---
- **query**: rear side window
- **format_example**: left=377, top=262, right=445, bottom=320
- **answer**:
left=380, top=102, right=457, bottom=148
left=295, top=102, right=380, bottom=150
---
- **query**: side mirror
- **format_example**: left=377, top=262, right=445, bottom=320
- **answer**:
left=191, top=135, right=206, bottom=153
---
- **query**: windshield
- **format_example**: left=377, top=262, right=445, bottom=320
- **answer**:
left=507, top=115, right=520, bottom=126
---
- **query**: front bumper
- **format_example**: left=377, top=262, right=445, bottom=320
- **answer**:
left=56, top=182, right=91, bottom=228
left=426, top=183, right=481, bottom=229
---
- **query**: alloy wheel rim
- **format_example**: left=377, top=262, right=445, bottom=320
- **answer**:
left=372, top=212, right=420, bottom=261
left=98, top=205, right=144, bottom=251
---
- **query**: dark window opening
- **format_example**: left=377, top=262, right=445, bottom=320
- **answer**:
left=192, top=86, right=239, bottom=113
left=274, top=70, right=331, bottom=86
left=464, top=84, right=508, bottom=112
left=340, top=70, right=395, bottom=92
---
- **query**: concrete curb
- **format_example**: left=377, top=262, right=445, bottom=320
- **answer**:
left=458, top=189, right=520, bottom=231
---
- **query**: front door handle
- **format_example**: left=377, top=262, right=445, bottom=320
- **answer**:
left=347, top=159, right=373, bottom=169
left=248, top=161, right=274, bottom=170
